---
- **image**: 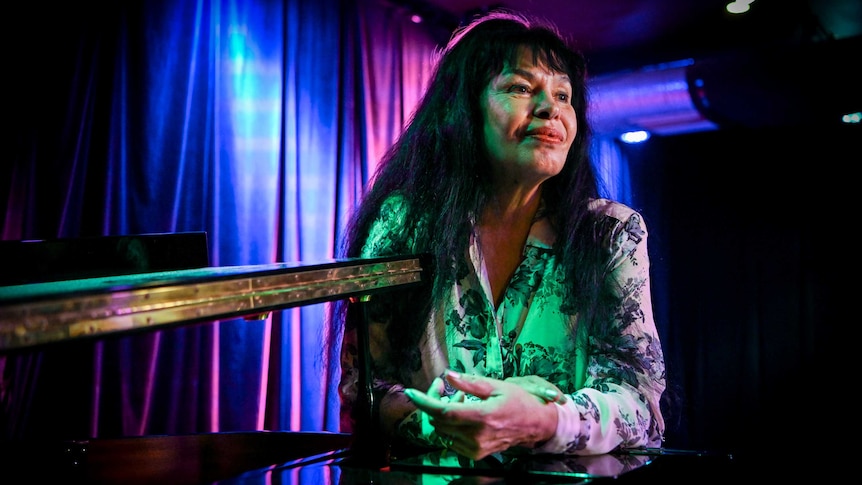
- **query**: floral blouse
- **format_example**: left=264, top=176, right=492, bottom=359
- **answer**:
left=339, top=194, right=666, bottom=456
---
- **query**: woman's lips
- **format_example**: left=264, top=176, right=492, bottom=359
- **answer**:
left=526, top=127, right=564, bottom=142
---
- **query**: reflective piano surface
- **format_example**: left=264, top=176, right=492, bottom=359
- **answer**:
left=6, top=430, right=739, bottom=484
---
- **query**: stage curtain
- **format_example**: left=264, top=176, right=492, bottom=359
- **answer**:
left=1, top=0, right=440, bottom=440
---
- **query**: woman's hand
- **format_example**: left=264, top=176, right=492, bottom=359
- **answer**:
left=503, top=375, right=567, bottom=405
left=403, top=370, right=560, bottom=460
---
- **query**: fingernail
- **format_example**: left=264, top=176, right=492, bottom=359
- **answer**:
left=543, top=389, right=559, bottom=399
left=445, top=369, right=460, bottom=379
left=403, top=388, right=415, bottom=398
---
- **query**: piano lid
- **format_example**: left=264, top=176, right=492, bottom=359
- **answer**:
left=0, top=256, right=425, bottom=352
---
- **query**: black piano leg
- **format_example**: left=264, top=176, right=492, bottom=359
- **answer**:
left=345, top=297, right=390, bottom=468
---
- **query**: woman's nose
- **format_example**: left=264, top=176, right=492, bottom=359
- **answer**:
left=534, top=93, right=560, bottom=119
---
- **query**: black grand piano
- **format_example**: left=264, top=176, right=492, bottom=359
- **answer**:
left=0, top=234, right=736, bottom=483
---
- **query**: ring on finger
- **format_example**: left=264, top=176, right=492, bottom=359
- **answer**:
left=441, top=435, right=454, bottom=448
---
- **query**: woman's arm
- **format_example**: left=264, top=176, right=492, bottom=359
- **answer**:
left=540, top=206, right=666, bottom=455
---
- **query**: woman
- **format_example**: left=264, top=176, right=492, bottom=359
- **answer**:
left=335, top=10, right=666, bottom=461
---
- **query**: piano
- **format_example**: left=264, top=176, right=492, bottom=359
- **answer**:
left=0, top=250, right=737, bottom=483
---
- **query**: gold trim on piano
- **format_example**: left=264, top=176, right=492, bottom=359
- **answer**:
left=0, top=257, right=424, bottom=351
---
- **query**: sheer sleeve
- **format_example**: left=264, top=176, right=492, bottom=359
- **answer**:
left=537, top=200, right=666, bottom=455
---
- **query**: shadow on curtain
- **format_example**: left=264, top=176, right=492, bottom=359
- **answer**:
left=1, top=0, right=441, bottom=441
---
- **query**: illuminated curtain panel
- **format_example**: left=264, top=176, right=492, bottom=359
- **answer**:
left=266, top=0, right=440, bottom=433
left=591, top=135, right=633, bottom=206
left=96, top=0, right=442, bottom=437
left=354, top=0, right=438, bottom=181
left=97, top=0, right=281, bottom=436
left=317, top=0, right=441, bottom=433
left=213, top=0, right=287, bottom=433
left=274, top=0, right=344, bottom=434
left=330, top=0, right=439, bottom=257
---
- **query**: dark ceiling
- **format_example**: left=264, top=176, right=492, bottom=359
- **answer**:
left=413, top=0, right=862, bottom=75
left=409, top=0, right=861, bottom=131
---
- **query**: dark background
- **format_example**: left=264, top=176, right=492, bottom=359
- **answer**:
left=625, top=122, right=843, bottom=457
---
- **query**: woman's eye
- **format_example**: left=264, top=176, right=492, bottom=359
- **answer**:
left=509, top=84, right=529, bottom=94
left=557, top=93, right=570, bottom=102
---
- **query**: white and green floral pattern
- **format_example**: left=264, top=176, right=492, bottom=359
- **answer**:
left=340, top=194, right=666, bottom=456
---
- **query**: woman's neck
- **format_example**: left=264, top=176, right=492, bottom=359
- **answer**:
left=476, top=187, right=542, bottom=308
left=480, top=184, right=542, bottom=227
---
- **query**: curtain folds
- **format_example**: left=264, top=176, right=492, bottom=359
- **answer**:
left=1, top=0, right=440, bottom=441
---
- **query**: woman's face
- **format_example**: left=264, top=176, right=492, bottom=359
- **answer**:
left=481, top=48, right=577, bottom=188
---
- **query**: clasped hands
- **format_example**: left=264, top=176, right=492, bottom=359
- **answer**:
left=403, top=369, right=566, bottom=461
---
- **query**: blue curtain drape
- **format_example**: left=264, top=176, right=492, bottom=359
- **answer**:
left=2, top=0, right=441, bottom=441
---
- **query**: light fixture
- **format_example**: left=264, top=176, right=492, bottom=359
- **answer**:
left=620, top=131, right=650, bottom=144
left=726, top=1, right=755, bottom=14
left=589, top=60, right=719, bottom=138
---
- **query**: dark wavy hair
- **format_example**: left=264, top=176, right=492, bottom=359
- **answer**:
left=332, top=10, right=618, bottom=383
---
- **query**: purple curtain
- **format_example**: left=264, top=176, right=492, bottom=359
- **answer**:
left=2, top=0, right=440, bottom=441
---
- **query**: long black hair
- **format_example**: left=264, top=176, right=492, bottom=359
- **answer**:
left=333, top=10, right=621, bottom=382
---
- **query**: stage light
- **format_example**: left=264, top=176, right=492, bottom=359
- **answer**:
left=726, top=1, right=754, bottom=14
left=620, top=131, right=650, bottom=144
